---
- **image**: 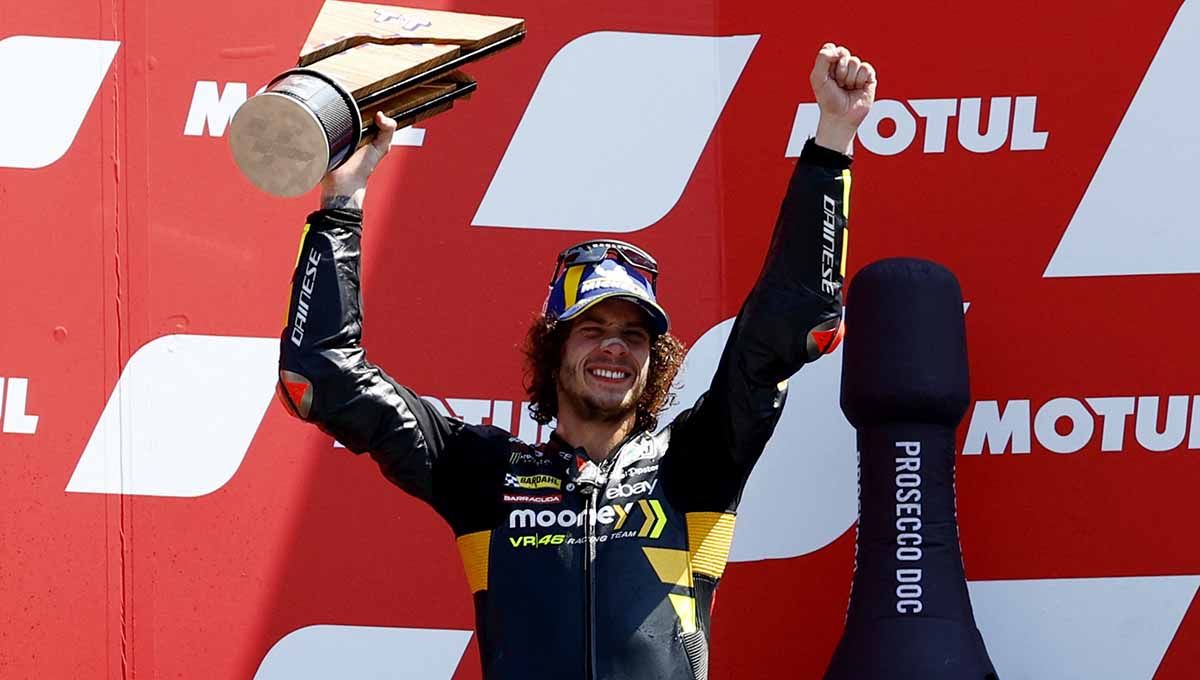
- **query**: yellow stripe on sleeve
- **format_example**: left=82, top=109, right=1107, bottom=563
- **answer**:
left=840, top=170, right=852, bottom=277
left=686, top=512, right=736, bottom=579
left=840, top=227, right=849, bottom=278
left=283, top=223, right=314, bottom=328
left=841, top=169, right=852, bottom=218
left=294, top=222, right=312, bottom=267
left=456, top=530, right=491, bottom=593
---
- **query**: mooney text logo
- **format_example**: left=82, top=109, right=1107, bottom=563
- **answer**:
left=509, top=499, right=667, bottom=537
left=963, top=395, right=1200, bottom=455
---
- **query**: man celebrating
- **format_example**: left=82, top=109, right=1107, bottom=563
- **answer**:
left=278, top=43, right=876, bottom=680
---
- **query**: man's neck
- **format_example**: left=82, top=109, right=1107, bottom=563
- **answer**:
left=553, top=411, right=637, bottom=463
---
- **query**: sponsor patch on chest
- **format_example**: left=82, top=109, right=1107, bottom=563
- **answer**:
left=502, top=493, right=563, bottom=505
left=605, top=478, right=657, bottom=500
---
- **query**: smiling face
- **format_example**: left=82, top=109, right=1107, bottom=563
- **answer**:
left=556, top=298, right=653, bottom=425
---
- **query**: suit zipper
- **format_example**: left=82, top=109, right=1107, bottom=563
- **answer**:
left=583, top=485, right=598, bottom=680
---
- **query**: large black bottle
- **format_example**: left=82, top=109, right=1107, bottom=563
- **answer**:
left=824, top=258, right=997, bottom=680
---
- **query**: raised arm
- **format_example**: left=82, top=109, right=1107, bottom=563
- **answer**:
left=276, top=113, right=461, bottom=504
left=670, top=44, right=877, bottom=471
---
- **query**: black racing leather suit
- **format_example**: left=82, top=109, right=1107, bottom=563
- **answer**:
left=277, top=140, right=852, bottom=680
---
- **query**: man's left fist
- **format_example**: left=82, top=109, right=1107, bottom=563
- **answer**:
left=811, top=43, right=877, bottom=154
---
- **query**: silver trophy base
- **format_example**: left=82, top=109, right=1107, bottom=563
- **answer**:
left=229, top=70, right=361, bottom=198
left=230, top=93, right=332, bottom=197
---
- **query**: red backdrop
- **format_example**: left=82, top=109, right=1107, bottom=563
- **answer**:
left=2, top=0, right=1198, bottom=677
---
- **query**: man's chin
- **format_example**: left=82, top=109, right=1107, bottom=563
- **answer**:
left=579, top=399, right=627, bottom=418
left=576, top=393, right=638, bottom=424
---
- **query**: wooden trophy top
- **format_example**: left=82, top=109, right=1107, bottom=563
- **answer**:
left=298, top=1, right=525, bottom=108
left=300, top=1, right=525, bottom=66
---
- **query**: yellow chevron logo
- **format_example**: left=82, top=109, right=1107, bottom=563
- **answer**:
left=613, top=503, right=630, bottom=530
left=637, top=499, right=667, bottom=539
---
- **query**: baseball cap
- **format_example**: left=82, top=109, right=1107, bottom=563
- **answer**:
left=543, top=240, right=670, bottom=335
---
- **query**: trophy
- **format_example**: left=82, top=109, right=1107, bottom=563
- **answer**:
left=230, top=1, right=525, bottom=197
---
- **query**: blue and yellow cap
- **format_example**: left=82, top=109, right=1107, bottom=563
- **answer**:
left=543, top=240, right=669, bottom=335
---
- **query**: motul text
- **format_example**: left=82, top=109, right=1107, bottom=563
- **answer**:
left=789, top=96, right=1049, bottom=157
left=863, top=96, right=1048, bottom=155
left=963, top=395, right=1200, bottom=455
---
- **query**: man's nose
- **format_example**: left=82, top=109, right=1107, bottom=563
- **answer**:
left=598, top=336, right=628, bottom=356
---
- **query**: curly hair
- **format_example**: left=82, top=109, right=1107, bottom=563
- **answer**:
left=523, top=314, right=687, bottom=435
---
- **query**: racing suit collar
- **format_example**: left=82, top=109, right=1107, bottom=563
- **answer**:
left=547, top=428, right=648, bottom=466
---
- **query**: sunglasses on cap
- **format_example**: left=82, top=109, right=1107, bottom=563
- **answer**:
left=548, top=240, right=659, bottom=290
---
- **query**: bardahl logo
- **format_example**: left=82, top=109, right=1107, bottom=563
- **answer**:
left=504, top=473, right=562, bottom=490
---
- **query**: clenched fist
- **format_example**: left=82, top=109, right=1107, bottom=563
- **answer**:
left=319, top=111, right=399, bottom=210
left=810, top=43, right=877, bottom=155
